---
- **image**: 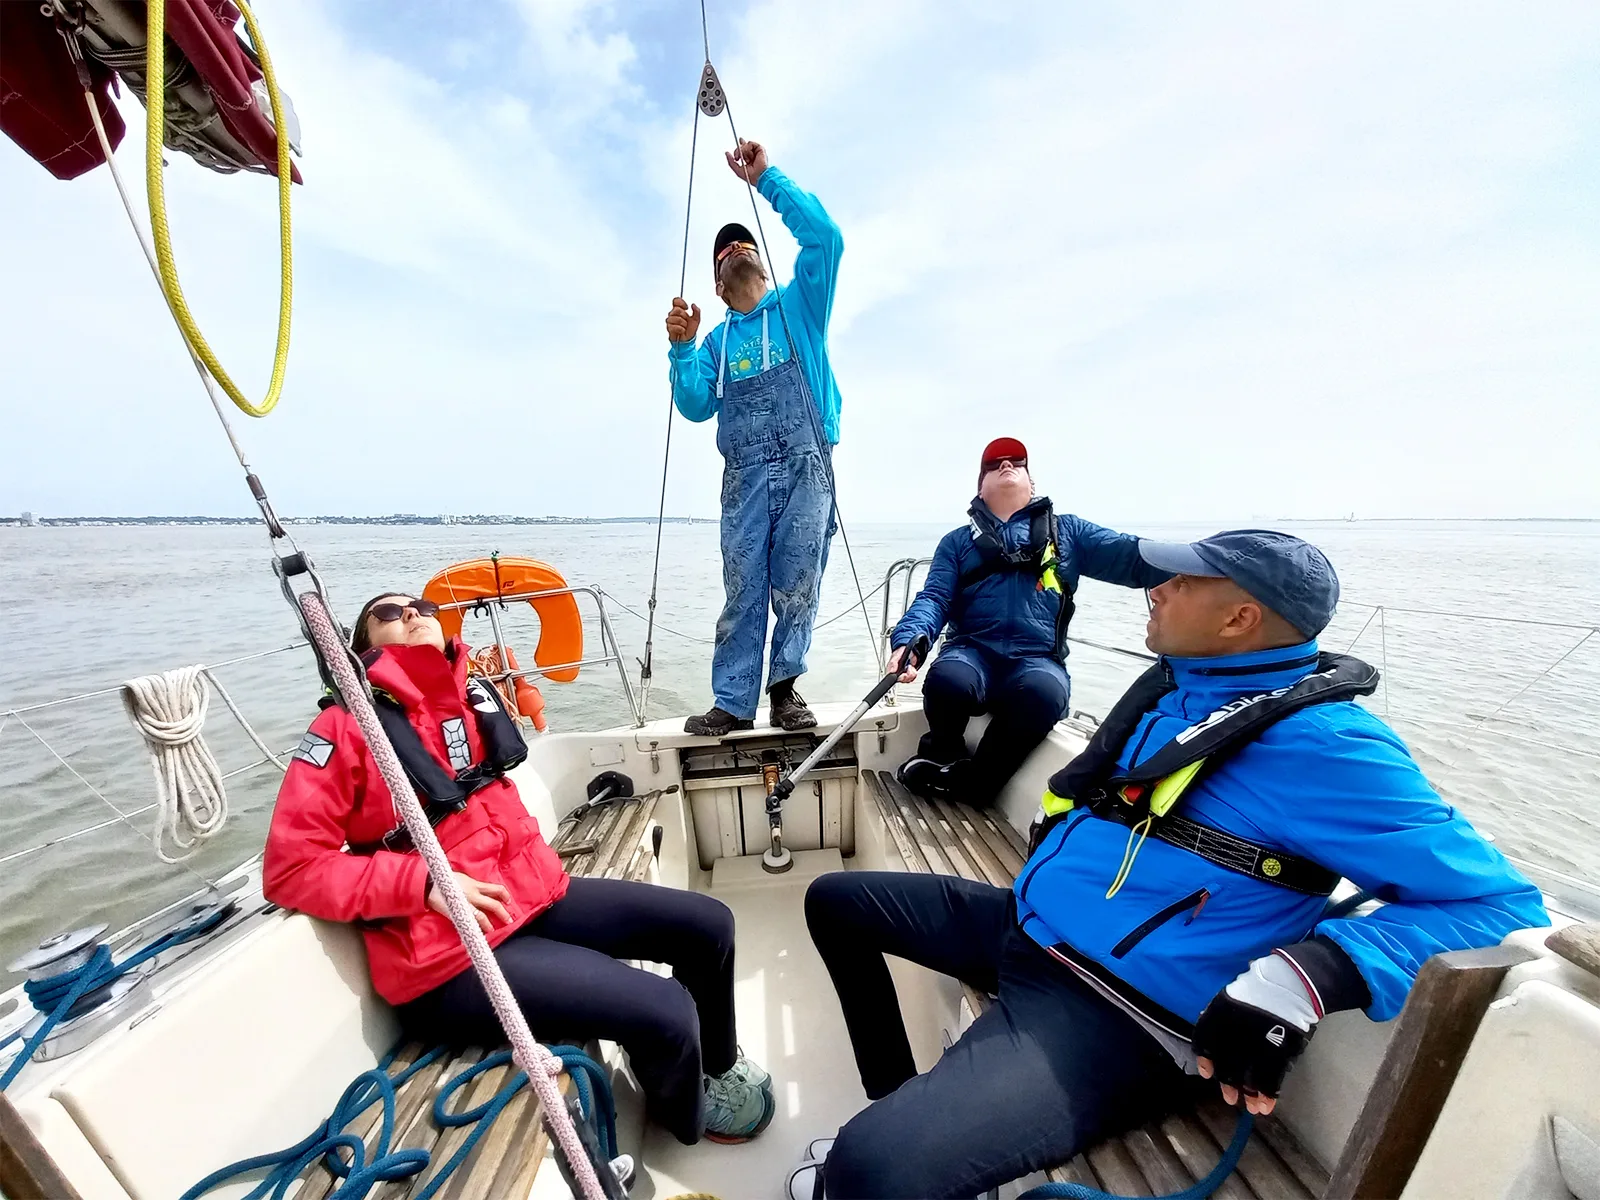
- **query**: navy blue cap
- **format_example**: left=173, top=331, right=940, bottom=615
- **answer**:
left=1137, top=529, right=1340, bottom=637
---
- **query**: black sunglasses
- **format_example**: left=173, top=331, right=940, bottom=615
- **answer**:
left=369, top=599, right=440, bottom=623
left=982, top=456, right=1027, bottom=473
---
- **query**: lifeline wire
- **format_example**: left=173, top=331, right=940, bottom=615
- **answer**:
left=640, top=85, right=706, bottom=719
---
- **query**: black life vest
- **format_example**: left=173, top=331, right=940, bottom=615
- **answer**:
left=1040, top=651, right=1380, bottom=894
left=334, top=668, right=529, bottom=854
left=953, top=497, right=1075, bottom=663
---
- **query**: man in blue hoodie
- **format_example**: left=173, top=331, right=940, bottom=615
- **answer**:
left=887, top=437, right=1167, bottom=808
left=796, top=530, right=1547, bottom=1199
left=665, top=138, right=843, bottom=737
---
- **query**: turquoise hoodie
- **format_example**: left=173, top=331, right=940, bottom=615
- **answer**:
left=668, top=166, right=844, bottom=444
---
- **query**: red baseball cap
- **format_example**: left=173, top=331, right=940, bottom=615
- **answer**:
left=980, top=437, right=1028, bottom=469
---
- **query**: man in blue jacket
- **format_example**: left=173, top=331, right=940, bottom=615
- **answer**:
left=665, top=138, right=843, bottom=737
left=796, top=530, right=1547, bottom=1199
left=887, top=437, right=1167, bottom=807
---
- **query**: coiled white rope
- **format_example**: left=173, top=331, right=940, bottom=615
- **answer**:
left=122, top=666, right=230, bottom=862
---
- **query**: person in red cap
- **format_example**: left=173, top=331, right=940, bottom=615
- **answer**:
left=885, top=438, right=1168, bottom=807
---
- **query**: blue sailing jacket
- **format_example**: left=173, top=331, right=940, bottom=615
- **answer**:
left=669, top=167, right=844, bottom=444
left=891, top=500, right=1168, bottom=661
left=1014, top=641, right=1547, bottom=1027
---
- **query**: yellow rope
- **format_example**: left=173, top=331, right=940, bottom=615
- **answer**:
left=144, top=0, right=293, bottom=418
left=1104, top=814, right=1153, bottom=900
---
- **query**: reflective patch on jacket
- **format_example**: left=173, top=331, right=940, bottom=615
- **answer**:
left=292, top=732, right=334, bottom=769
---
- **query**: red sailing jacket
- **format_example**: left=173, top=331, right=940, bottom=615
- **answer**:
left=263, top=639, right=569, bottom=1005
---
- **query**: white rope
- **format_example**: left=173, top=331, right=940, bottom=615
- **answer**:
left=122, top=666, right=230, bottom=863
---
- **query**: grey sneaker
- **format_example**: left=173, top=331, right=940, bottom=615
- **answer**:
left=727, top=1050, right=771, bottom=1094
left=703, top=1067, right=776, bottom=1143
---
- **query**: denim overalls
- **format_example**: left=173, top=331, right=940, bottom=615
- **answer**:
left=711, top=309, right=834, bottom=718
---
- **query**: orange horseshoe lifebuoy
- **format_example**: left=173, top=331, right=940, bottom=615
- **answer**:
left=423, top=557, right=584, bottom=684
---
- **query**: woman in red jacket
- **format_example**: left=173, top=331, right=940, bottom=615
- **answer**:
left=264, top=591, right=773, bottom=1145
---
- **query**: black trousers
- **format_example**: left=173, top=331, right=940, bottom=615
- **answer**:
left=399, top=876, right=737, bottom=1145
left=918, top=644, right=1070, bottom=806
left=805, top=871, right=1196, bottom=1199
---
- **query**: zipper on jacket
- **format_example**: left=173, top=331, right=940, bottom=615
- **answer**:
left=1111, top=888, right=1210, bottom=959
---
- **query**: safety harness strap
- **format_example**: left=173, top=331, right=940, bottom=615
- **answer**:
left=341, top=670, right=529, bottom=855
left=954, top=499, right=1075, bottom=663
left=1092, top=803, right=1340, bottom=895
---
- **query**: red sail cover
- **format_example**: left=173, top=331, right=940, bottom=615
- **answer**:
left=0, top=0, right=300, bottom=183
left=0, top=4, right=126, bottom=180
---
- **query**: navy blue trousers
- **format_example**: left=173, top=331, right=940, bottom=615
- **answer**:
left=398, top=876, right=737, bottom=1145
left=806, top=872, right=1195, bottom=1199
left=919, top=644, right=1071, bottom=806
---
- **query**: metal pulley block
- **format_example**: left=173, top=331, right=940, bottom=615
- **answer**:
left=698, top=63, right=726, bottom=116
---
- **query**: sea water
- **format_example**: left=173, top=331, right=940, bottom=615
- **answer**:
left=1, top=519, right=1596, bottom=969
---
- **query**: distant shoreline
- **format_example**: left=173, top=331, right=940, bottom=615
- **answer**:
left=1, top=515, right=717, bottom=528
left=3, top=515, right=1595, bottom=528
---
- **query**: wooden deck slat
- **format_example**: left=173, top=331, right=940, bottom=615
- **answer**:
left=879, top=773, right=955, bottom=875
left=1157, top=1112, right=1257, bottom=1200
left=497, top=1092, right=555, bottom=1200
left=864, top=771, right=928, bottom=872
left=300, top=1044, right=459, bottom=1200
left=591, top=802, right=642, bottom=879
left=972, top=801, right=1030, bottom=869
left=927, top=795, right=1013, bottom=887
left=1086, top=1137, right=1152, bottom=1196
left=440, top=1072, right=547, bottom=1200
left=1046, top=1154, right=1100, bottom=1187
left=364, top=1049, right=478, bottom=1200
left=904, top=790, right=985, bottom=883
left=1194, top=1099, right=1311, bottom=1200
left=1256, top=1117, right=1332, bottom=1197
left=1122, top=1124, right=1197, bottom=1193
left=394, top=1053, right=509, bottom=1199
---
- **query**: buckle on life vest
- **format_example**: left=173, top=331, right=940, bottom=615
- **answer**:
left=1118, top=783, right=1146, bottom=805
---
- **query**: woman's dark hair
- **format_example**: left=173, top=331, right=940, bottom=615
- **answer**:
left=349, top=592, right=413, bottom=654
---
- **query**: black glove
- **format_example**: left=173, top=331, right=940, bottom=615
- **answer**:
left=1191, top=989, right=1313, bottom=1099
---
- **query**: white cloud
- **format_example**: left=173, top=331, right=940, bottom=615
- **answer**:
left=1, top=0, right=1595, bottom=524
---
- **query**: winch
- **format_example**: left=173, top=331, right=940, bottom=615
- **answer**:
left=3, top=896, right=236, bottom=1066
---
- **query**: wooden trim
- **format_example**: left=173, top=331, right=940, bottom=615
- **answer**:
left=1324, top=943, right=1535, bottom=1200
left=1546, top=922, right=1600, bottom=977
left=0, top=1091, right=84, bottom=1200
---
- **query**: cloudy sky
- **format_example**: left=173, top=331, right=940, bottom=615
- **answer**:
left=2, top=0, right=1596, bottom=526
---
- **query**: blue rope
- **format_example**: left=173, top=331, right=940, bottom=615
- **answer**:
left=179, top=1044, right=446, bottom=1200
left=182, top=1042, right=616, bottom=1200
left=2, top=916, right=224, bottom=1092
left=1019, top=1112, right=1254, bottom=1200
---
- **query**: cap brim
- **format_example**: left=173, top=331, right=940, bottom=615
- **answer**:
left=1137, top=540, right=1226, bottom=577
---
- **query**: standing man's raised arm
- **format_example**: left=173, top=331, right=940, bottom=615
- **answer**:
left=757, top=164, right=843, bottom=332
